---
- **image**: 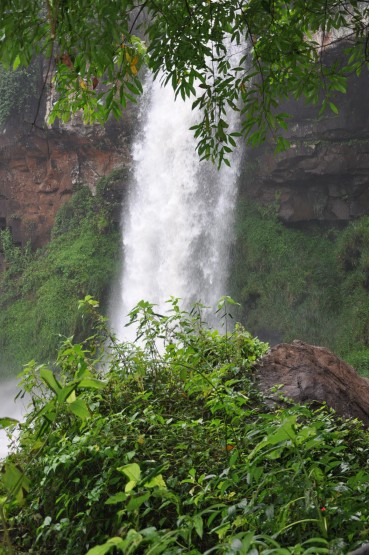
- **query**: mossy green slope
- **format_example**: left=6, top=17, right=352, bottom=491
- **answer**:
left=0, top=173, right=124, bottom=373
left=230, top=197, right=369, bottom=375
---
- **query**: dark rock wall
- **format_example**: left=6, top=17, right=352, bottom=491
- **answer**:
left=256, top=340, right=369, bottom=426
left=241, top=59, right=369, bottom=224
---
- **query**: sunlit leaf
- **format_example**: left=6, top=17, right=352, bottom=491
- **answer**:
left=85, top=537, right=125, bottom=555
left=126, top=491, right=150, bottom=511
left=145, top=474, right=166, bottom=489
left=0, top=417, right=19, bottom=429
left=105, top=492, right=127, bottom=505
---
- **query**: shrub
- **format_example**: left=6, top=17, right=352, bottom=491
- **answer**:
left=344, top=349, right=369, bottom=378
left=230, top=199, right=341, bottom=348
left=0, top=61, right=40, bottom=127
left=1, top=298, right=369, bottom=554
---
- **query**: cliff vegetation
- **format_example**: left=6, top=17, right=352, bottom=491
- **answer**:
left=0, top=171, right=123, bottom=373
left=0, top=61, right=40, bottom=128
left=2, top=177, right=369, bottom=379
left=230, top=198, right=369, bottom=376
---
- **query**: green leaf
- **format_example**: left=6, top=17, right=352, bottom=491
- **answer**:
left=1, top=462, right=30, bottom=506
left=310, top=466, right=325, bottom=483
left=144, top=474, right=166, bottom=489
left=78, top=377, right=106, bottom=390
left=118, top=463, right=141, bottom=491
left=193, top=515, right=203, bottom=539
left=85, top=537, right=125, bottom=555
left=12, top=54, right=21, bottom=70
left=329, top=101, right=339, bottom=114
left=57, top=384, right=77, bottom=403
left=105, top=492, right=128, bottom=505
left=117, top=463, right=141, bottom=483
left=65, top=389, right=76, bottom=404
left=0, top=417, right=19, bottom=429
left=268, top=423, right=296, bottom=444
left=275, top=136, right=291, bottom=153
left=125, top=480, right=137, bottom=493
left=126, top=491, right=150, bottom=511
left=333, top=82, right=346, bottom=94
left=40, top=368, right=62, bottom=394
left=68, top=399, right=90, bottom=420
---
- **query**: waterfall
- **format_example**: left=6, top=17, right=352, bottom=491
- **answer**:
left=0, top=378, right=27, bottom=459
left=111, top=74, right=242, bottom=340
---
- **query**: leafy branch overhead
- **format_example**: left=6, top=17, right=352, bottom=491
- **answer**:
left=1, top=0, right=368, bottom=160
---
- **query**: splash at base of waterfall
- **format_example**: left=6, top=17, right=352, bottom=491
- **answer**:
left=110, top=75, right=241, bottom=341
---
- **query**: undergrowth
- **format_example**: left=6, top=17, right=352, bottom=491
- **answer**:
left=0, top=173, right=123, bottom=373
left=1, top=298, right=369, bottom=555
left=230, top=197, right=369, bottom=375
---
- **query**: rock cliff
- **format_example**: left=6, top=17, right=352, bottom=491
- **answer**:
left=0, top=122, right=132, bottom=250
left=256, top=340, right=369, bottom=426
left=241, top=53, right=369, bottom=224
left=0, top=60, right=133, bottom=261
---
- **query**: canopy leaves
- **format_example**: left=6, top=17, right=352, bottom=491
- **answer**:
left=1, top=0, right=368, bottom=160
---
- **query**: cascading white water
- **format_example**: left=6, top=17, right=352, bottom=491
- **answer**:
left=0, top=378, right=28, bottom=459
left=111, top=73, right=242, bottom=340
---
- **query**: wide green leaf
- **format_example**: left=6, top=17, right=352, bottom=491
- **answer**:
left=40, top=368, right=62, bottom=394
left=78, top=377, right=106, bottom=390
left=105, top=492, right=127, bottom=505
left=85, top=537, right=125, bottom=555
left=117, top=463, right=141, bottom=484
left=126, top=491, right=150, bottom=511
left=68, top=399, right=90, bottom=420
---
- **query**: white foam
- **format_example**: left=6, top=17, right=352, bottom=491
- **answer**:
left=110, top=70, right=242, bottom=339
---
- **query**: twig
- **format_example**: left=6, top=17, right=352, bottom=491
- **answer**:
left=129, top=0, right=150, bottom=34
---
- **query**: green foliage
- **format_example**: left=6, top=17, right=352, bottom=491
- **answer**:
left=230, top=199, right=369, bottom=362
left=0, top=60, right=40, bottom=127
left=0, top=174, right=123, bottom=372
left=1, top=299, right=369, bottom=554
left=336, top=217, right=369, bottom=279
left=230, top=198, right=341, bottom=348
left=0, top=229, right=33, bottom=275
left=1, top=1, right=369, bottom=161
left=344, top=350, right=369, bottom=378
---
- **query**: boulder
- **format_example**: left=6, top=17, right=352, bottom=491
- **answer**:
left=255, top=340, right=369, bottom=426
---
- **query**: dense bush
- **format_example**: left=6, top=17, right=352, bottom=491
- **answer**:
left=0, top=175, right=123, bottom=372
left=1, top=298, right=369, bottom=555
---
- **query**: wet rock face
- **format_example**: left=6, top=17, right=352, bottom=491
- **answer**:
left=0, top=58, right=135, bottom=259
left=0, top=117, right=132, bottom=251
left=241, top=50, right=369, bottom=224
left=255, top=340, right=369, bottom=426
